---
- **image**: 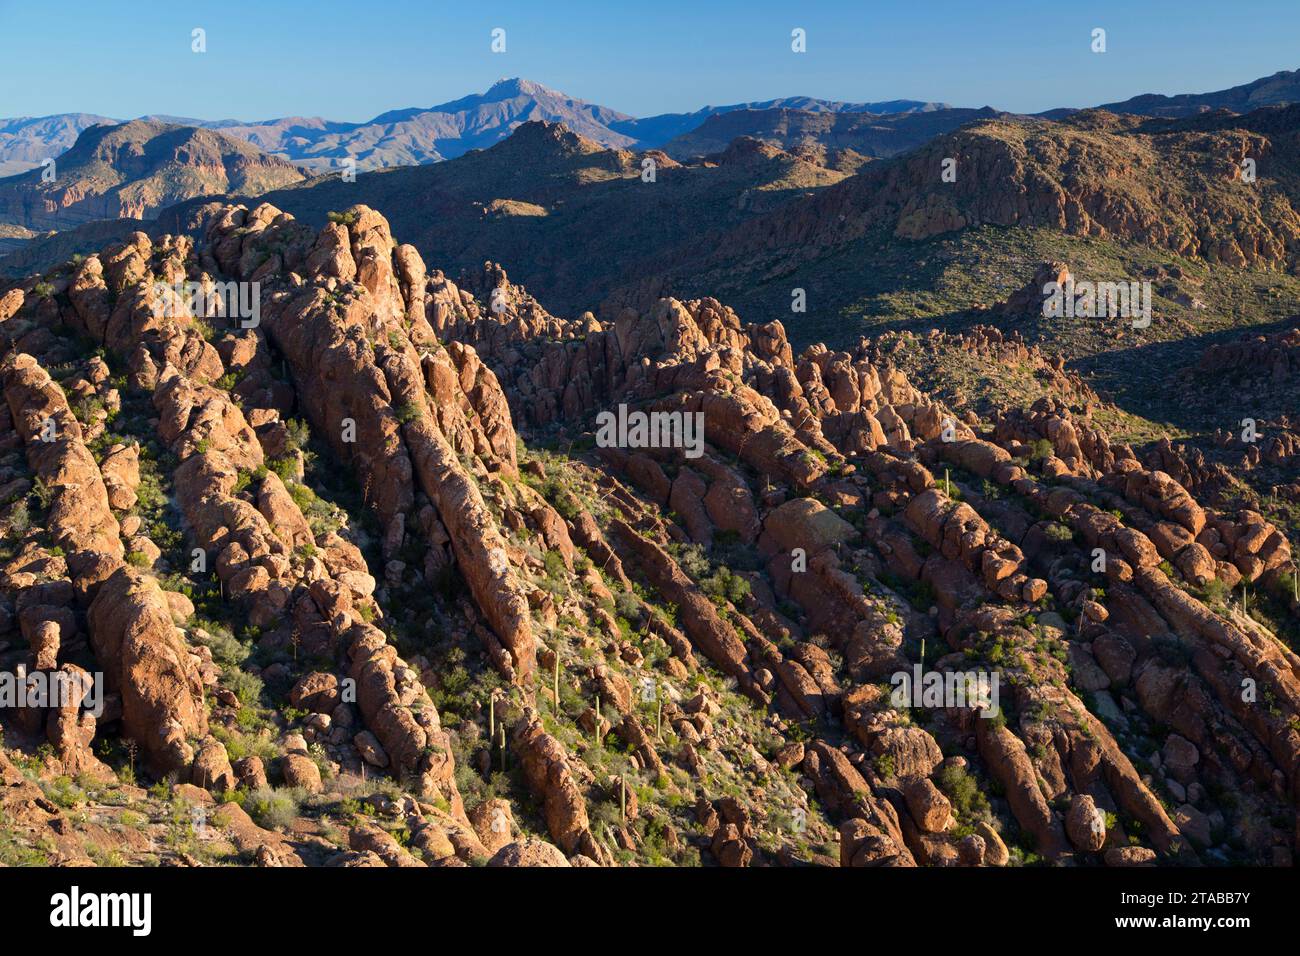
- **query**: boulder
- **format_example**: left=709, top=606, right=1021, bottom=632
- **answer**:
left=487, top=839, right=571, bottom=867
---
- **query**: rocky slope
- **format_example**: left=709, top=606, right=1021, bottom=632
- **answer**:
left=227, top=102, right=1300, bottom=350
left=688, top=109, right=1300, bottom=284
left=0, top=219, right=145, bottom=279
left=253, top=121, right=849, bottom=317
left=0, top=200, right=1295, bottom=867
left=0, top=121, right=305, bottom=232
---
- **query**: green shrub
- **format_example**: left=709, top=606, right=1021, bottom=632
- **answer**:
left=267, top=456, right=298, bottom=482
left=244, top=787, right=301, bottom=831
left=700, top=565, right=750, bottom=607
left=285, top=418, right=311, bottom=453
left=41, top=775, right=86, bottom=809
left=674, top=543, right=710, bottom=579
left=192, top=619, right=245, bottom=665
left=32, top=478, right=53, bottom=510
left=231, top=469, right=255, bottom=496
left=7, top=501, right=30, bottom=535
left=222, top=668, right=264, bottom=708
left=1202, top=577, right=1230, bottom=606
left=1043, top=522, right=1074, bottom=543
left=543, top=549, right=567, bottom=581
left=935, top=762, right=992, bottom=825
left=287, top=481, right=316, bottom=512
left=614, top=589, right=641, bottom=621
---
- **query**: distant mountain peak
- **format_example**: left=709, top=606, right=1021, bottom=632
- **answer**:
left=487, top=77, right=552, bottom=98
left=13, top=67, right=1300, bottom=183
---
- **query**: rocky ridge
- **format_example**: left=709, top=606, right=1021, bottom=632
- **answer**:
left=0, top=201, right=1296, bottom=867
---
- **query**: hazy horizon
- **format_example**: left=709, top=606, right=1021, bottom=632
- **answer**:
left=2, top=0, right=1299, bottom=122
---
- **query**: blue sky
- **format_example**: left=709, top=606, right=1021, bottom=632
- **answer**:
left=1, top=0, right=1297, bottom=121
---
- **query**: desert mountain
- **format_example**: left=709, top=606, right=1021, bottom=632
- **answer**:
left=187, top=81, right=949, bottom=170
left=609, top=93, right=950, bottom=147
left=13, top=99, right=1300, bottom=354
left=0, top=80, right=952, bottom=176
left=0, top=120, right=305, bottom=232
left=660, top=106, right=1007, bottom=163
left=729, top=110, right=1299, bottom=265
left=246, top=120, right=848, bottom=315
left=639, top=106, right=1300, bottom=329
left=192, top=78, right=643, bottom=170
left=1095, top=67, right=1300, bottom=118
left=605, top=103, right=1300, bottom=505
left=0, top=196, right=1295, bottom=869
left=7, top=68, right=1300, bottom=185
left=231, top=103, right=1300, bottom=355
